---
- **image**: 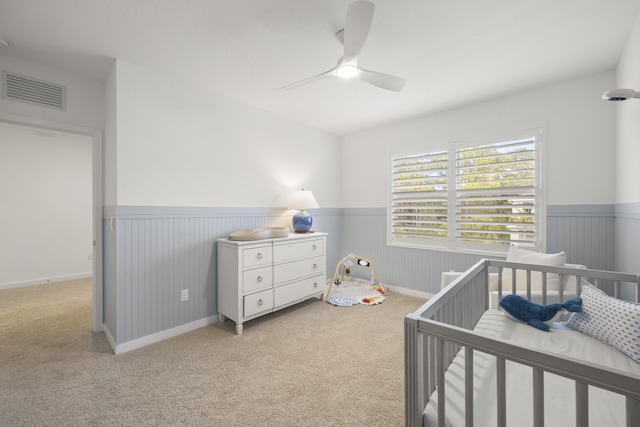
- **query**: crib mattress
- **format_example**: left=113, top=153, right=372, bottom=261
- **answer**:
left=424, top=309, right=640, bottom=427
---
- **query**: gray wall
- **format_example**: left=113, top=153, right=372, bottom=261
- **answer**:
left=103, top=203, right=619, bottom=350
left=102, top=206, right=342, bottom=347
left=614, top=202, right=640, bottom=301
left=340, top=205, right=616, bottom=295
left=546, top=205, right=615, bottom=271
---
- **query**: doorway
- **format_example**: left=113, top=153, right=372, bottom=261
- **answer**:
left=0, top=115, right=103, bottom=332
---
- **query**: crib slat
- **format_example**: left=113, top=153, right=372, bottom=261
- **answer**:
left=541, top=272, right=547, bottom=305
left=465, top=347, right=474, bottom=427
left=437, top=338, right=445, bottom=427
left=575, top=381, right=588, bottom=427
left=404, top=316, right=422, bottom=427
left=497, top=357, right=506, bottom=427
left=558, top=274, right=564, bottom=302
left=415, top=334, right=425, bottom=417
left=428, top=336, right=435, bottom=399
left=576, top=275, right=583, bottom=295
left=627, top=397, right=640, bottom=427
left=533, top=368, right=544, bottom=427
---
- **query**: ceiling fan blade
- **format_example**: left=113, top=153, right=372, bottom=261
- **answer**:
left=358, top=68, right=407, bottom=92
left=278, top=67, right=336, bottom=91
left=342, top=1, right=375, bottom=64
left=279, top=1, right=407, bottom=93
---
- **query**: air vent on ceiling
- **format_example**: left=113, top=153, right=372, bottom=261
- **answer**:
left=1, top=71, right=67, bottom=111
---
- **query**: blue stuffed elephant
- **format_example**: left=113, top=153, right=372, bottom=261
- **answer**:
left=499, top=294, right=582, bottom=331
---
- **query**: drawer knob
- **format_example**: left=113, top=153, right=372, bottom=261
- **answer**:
left=257, top=276, right=263, bottom=283
left=258, top=299, right=264, bottom=306
left=313, top=282, right=318, bottom=288
left=312, top=244, right=317, bottom=250
left=313, top=263, right=317, bottom=270
left=257, top=253, right=263, bottom=260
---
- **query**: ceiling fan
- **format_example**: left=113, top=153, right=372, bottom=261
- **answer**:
left=278, top=0, right=406, bottom=92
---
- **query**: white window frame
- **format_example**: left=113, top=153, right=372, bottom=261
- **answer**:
left=388, top=128, right=545, bottom=256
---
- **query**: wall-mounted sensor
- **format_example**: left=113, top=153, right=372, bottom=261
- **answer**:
left=602, top=88, right=640, bottom=101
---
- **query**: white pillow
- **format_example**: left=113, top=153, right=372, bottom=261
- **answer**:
left=565, top=283, right=640, bottom=363
left=491, top=246, right=566, bottom=292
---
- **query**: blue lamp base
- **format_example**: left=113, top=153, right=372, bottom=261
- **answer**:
left=292, top=210, right=313, bottom=233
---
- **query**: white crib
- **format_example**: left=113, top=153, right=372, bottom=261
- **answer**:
left=404, top=259, right=640, bottom=427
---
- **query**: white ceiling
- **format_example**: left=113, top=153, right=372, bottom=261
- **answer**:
left=1, top=0, right=639, bottom=135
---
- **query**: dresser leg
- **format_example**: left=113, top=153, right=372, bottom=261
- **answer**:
left=236, top=324, right=243, bottom=335
left=218, top=313, right=225, bottom=323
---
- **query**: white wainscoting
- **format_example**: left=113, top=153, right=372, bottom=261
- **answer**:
left=101, top=204, right=618, bottom=353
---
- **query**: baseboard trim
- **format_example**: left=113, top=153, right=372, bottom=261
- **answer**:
left=0, top=273, right=92, bottom=291
left=103, top=325, right=117, bottom=354
left=103, top=286, right=428, bottom=355
left=386, top=284, right=433, bottom=300
left=111, top=315, right=219, bottom=355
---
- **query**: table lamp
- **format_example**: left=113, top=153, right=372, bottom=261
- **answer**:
left=289, top=188, right=319, bottom=233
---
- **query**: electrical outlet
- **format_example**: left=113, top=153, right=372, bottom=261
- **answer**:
left=181, top=289, right=189, bottom=302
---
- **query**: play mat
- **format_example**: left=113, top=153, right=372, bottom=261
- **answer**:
left=325, top=254, right=388, bottom=307
left=325, top=277, right=387, bottom=306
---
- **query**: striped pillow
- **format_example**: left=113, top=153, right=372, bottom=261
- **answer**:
left=566, top=283, right=640, bottom=363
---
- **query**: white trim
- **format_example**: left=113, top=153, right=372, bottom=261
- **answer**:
left=0, top=112, right=103, bottom=333
left=105, top=285, right=426, bottom=355
left=103, top=325, right=117, bottom=353
left=386, top=284, right=434, bottom=300
left=0, top=273, right=92, bottom=290
left=111, top=315, right=219, bottom=355
left=103, top=205, right=291, bottom=219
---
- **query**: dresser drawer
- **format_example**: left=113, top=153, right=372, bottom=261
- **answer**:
left=244, top=289, right=274, bottom=318
left=243, top=246, right=273, bottom=269
left=242, top=266, right=273, bottom=294
left=274, top=256, right=325, bottom=284
left=274, top=275, right=324, bottom=308
left=273, top=238, right=324, bottom=263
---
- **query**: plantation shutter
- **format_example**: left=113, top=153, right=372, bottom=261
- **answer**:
left=391, top=151, right=449, bottom=242
left=455, top=138, right=536, bottom=248
left=389, top=130, right=540, bottom=253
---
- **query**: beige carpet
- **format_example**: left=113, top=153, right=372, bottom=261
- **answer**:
left=0, top=279, right=426, bottom=426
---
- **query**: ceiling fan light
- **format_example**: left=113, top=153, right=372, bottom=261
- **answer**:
left=336, top=64, right=358, bottom=78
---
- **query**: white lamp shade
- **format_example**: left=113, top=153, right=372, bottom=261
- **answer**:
left=289, top=189, right=319, bottom=210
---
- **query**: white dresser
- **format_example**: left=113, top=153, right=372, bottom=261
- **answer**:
left=217, top=232, right=327, bottom=335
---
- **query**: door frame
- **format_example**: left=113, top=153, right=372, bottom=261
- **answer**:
left=0, top=112, right=103, bottom=332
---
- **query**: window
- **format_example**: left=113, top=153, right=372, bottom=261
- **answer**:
left=389, top=129, right=542, bottom=254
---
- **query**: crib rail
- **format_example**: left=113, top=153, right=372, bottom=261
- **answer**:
left=405, top=258, right=488, bottom=427
left=405, top=259, right=640, bottom=427
left=488, top=259, right=640, bottom=303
